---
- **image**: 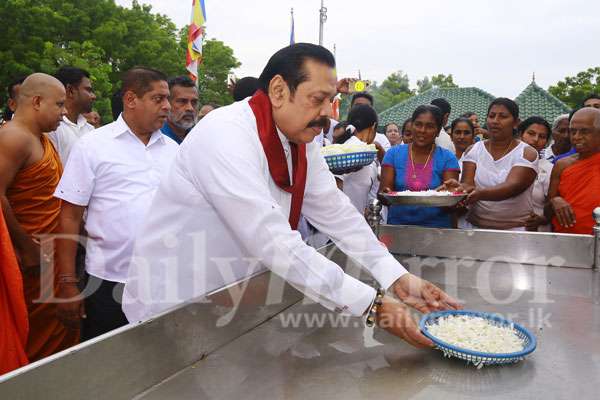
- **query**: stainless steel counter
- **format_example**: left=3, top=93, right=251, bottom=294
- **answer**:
left=134, top=256, right=600, bottom=400
left=2, top=225, right=600, bottom=399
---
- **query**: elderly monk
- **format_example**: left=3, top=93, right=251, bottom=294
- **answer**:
left=549, top=107, right=600, bottom=234
left=123, top=44, right=460, bottom=349
left=0, top=210, right=29, bottom=374
left=0, top=73, right=79, bottom=361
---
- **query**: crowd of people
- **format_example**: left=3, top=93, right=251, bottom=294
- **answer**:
left=0, top=43, right=599, bottom=375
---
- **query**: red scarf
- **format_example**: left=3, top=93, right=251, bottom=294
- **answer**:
left=248, top=90, right=307, bottom=230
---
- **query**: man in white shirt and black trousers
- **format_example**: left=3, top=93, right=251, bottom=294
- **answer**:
left=53, top=67, right=179, bottom=340
left=123, top=44, right=460, bottom=348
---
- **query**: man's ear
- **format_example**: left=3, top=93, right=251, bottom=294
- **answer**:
left=268, top=75, right=289, bottom=108
left=122, top=90, right=137, bottom=110
left=32, top=95, right=42, bottom=111
left=65, top=84, right=76, bottom=99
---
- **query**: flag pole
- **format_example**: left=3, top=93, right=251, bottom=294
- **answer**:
left=319, top=0, right=327, bottom=46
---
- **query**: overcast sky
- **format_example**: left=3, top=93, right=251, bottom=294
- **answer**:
left=116, top=0, right=600, bottom=98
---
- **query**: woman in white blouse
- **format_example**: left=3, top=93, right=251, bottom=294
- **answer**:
left=335, top=104, right=379, bottom=214
left=517, top=116, right=553, bottom=231
left=454, top=98, right=539, bottom=230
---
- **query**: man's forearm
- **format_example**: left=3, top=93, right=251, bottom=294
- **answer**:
left=55, top=215, right=83, bottom=277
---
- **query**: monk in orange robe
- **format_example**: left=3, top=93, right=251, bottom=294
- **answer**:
left=0, top=73, right=79, bottom=362
left=549, top=107, right=600, bottom=234
left=0, top=210, right=29, bottom=374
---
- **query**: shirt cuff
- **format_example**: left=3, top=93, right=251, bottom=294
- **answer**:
left=368, top=255, right=408, bottom=290
left=53, top=189, right=90, bottom=206
left=337, top=275, right=377, bottom=316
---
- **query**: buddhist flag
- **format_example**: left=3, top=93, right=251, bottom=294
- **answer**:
left=290, top=8, right=295, bottom=45
left=186, top=0, right=207, bottom=81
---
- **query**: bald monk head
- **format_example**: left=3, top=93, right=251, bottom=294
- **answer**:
left=570, top=107, right=600, bottom=158
left=15, top=73, right=66, bottom=133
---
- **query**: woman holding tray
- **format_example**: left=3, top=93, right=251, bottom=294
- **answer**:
left=379, top=105, right=460, bottom=228
left=457, top=98, right=539, bottom=230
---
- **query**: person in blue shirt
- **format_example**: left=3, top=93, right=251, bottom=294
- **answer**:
left=380, top=105, right=460, bottom=228
left=161, top=76, right=199, bottom=144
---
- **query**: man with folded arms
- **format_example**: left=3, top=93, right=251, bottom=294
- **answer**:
left=123, top=44, right=459, bottom=348
left=549, top=107, right=600, bottom=234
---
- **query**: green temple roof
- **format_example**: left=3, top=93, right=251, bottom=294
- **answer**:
left=378, top=82, right=571, bottom=129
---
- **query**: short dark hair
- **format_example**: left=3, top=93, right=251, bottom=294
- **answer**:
left=518, top=116, right=551, bottom=137
left=401, top=118, right=412, bottom=134
left=3, top=76, right=26, bottom=121
left=7, top=76, right=26, bottom=99
left=412, top=105, right=444, bottom=131
left=451, top=117, right=475, bottom=134
left=54, top=66, right=91, bottom=88
left=460, top=111, right=476, bottom=119
left=258, top=43, right=336, bottom=96
left=431, top=98, right=451, bottom=116
left=348, top=104, right=378, bottom=130
left=121, top=67, right=168, bottom=97
left=233, top=76, right=260, bottom=101
left=487, top=97, right=519, bottom=120
left=167, top=75, right=196, bottom=92
left=583, top=93, right=600, bottom=106
left=111, top=87, right=123, bottom=121
left=351, top=92, right=374, bottom=107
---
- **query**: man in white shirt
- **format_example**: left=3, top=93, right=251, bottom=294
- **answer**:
left=54, top=67, right=179, bottom=340
left=431, top=98, right=456, bottom=153
left=48, top=67, right=97, bottom=164
left=123, top=44, right=459, bottom=348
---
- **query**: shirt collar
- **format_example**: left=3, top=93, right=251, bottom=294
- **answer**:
left=276, top=127, right=291, bottom=156
left=63, top=114, right=90, bottom=129
left=112, top=114, right=166, bottom=146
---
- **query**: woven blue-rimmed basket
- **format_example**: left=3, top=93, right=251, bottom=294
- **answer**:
left=324, top=151, right=377, bottom=174
left=420, top=310, right=537, bottom=367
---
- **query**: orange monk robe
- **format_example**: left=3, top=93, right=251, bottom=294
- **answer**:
left=5, top=134, right=79, bottom=362
left=0, top=210, right=29, bottom=374
left=553, top=152, right=600, bottom=234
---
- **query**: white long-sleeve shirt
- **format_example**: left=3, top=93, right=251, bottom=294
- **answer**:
left=122, top=100, right=407, bottom=322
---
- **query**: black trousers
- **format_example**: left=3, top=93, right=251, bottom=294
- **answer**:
left=81, top=275, right=128, bottom=341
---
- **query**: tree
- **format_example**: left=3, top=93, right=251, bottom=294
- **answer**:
left=416, top=74, right=458, bottom=94
left=549, top=67, right=600, bottom=108
left=0, top=0, right=240, bottom=121
left=370, top=70, right=414, bottom=113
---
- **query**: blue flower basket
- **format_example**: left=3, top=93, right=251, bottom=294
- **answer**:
left=420, top=310, right=537, bottom=367
left=324, top=151, right=377, bottom=174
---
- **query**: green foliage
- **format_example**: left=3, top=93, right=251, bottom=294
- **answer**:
left=416, top=74, right=458, bottom=94
left=548, top=67, right=600, bottom=108
left=0, top=0, right=240, bottom=121
left=370, top=70, right=414, bottom=113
